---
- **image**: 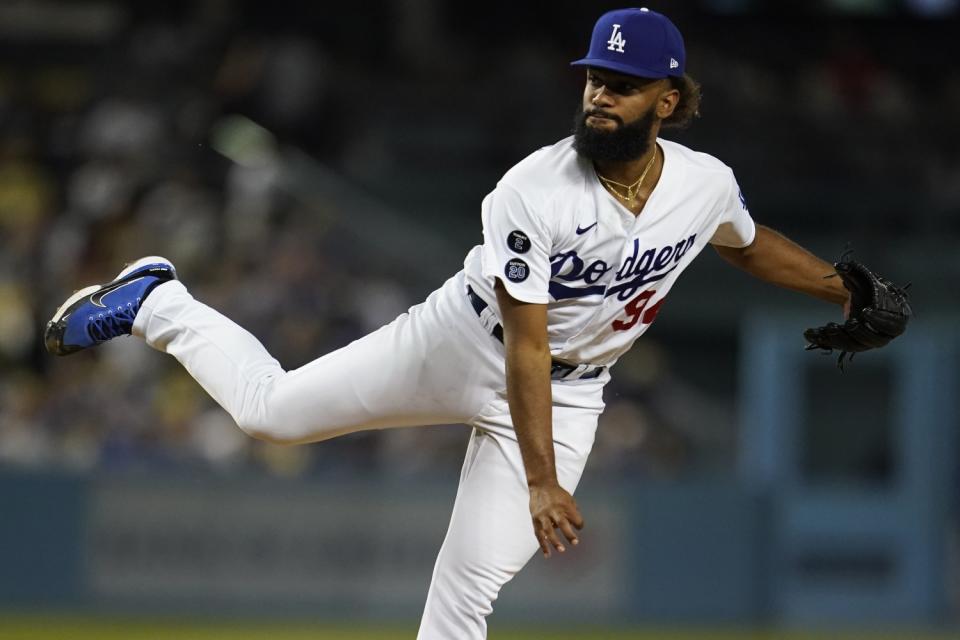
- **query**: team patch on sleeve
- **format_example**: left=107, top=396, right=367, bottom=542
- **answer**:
left=504, top=258, right=529, bottom=282
left=506, top=230, right=531, bottom=254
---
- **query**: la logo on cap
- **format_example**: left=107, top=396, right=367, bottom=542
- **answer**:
left=606, top=23, right=626, bottom=53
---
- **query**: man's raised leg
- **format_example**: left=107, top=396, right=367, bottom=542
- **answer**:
left=46, top=258, right=503, bottom=445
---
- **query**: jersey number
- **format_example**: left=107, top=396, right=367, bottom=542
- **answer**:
left=611, top=290, right=664, bottom=332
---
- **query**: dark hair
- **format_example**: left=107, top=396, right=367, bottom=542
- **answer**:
left=662, top=74, right=701, bottom=129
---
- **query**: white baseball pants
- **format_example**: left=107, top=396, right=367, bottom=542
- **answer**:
left=132, top=270, right=604, bottom=639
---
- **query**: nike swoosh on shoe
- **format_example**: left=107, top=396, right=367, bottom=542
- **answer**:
left=90, top=277, right=147, bottom=308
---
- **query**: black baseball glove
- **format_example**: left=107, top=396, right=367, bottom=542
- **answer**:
left=804, top=259, right=912, bottom=369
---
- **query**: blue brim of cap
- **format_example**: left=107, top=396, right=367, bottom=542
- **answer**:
left=571, top=57, right=672, bottom=79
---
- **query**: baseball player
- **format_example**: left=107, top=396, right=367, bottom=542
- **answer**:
left=44, top=8, right=910, bottom=639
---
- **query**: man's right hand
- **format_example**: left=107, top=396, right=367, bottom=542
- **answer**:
left=529, top=482, right=584, bottom=557
left=495, top=281, right=583, bottom=557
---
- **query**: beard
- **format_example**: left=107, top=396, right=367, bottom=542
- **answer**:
left=572, top=104, right=656, bottom=163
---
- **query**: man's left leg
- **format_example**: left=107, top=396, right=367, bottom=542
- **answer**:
left=417, top=397, right=599, bottom=640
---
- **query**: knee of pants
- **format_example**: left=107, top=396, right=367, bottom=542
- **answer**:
left=233, top=376, right=311, bottom=446
left=236, top=411, right=298, bottom=446
left=426, top=546, right=516, bottom=625
left=425, top=570, right=498, bottom=632
left=237, top=419, right=303, bottom=446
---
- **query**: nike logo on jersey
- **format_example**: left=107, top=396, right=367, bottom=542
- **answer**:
left=91, top=277, right=145, bottom=308
left=549, top=234, right=697, bottom=301
left=575, top=222, right=598, bottom=235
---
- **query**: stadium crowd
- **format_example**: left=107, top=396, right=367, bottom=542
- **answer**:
left=1, top=1, right=956, bottom=478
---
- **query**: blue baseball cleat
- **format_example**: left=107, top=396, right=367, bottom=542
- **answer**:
left=44, top=256, right=177, bottom=356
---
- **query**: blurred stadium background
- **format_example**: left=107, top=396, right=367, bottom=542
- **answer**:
left=1, top=0, right=958, bottom=638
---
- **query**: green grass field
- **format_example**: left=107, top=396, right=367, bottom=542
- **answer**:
left=0, top=616, right=956, bottom=640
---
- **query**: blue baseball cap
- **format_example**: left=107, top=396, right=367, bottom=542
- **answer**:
left=571, top=8, right=686, bottom=79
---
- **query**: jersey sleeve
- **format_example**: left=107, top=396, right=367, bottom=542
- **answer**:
left=479, top=183, right=552, bottom=304
left=710, top=169, right=757, bottom=248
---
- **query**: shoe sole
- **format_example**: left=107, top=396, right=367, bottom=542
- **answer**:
left=45, top=256, right=175, bottom=355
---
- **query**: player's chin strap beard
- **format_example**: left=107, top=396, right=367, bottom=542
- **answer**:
left=572, top=101, right=656, bottom=163
left=595, top=145, right=658, bottom=204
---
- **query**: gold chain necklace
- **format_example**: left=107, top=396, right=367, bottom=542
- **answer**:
left=597, top=147, right=658, bottom=204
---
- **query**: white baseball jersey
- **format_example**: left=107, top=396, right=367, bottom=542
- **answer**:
left=463, top=135, right=756, bottom=366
